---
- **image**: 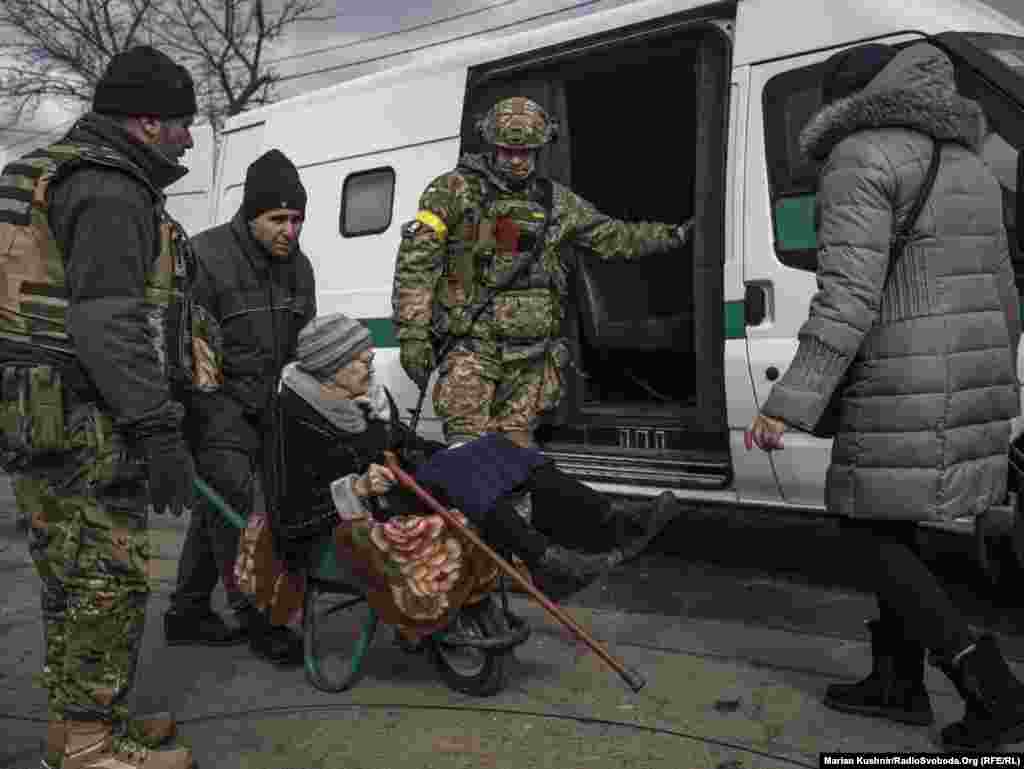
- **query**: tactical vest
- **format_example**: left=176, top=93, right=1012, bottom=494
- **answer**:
left=435, top=170, right=561, bottom=343
left=0, top=141, right=215, bottom=394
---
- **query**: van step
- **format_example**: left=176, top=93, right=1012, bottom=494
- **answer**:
left=541, top=449, right=731, bottom=489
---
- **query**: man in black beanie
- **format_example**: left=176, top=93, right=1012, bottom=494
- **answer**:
left=165, top=149, right=316, bottom=668
left=0, top=45, right=199, bottom=768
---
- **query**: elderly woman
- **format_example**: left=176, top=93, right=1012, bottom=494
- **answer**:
left=747, top=43, right=1023, bottom=750
left=272, top=313, right=681, bottom=595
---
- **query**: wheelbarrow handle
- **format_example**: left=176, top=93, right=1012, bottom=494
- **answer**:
left=383, top=450, right=646, bottom=693
left=193, top=477, right=248, bottom=531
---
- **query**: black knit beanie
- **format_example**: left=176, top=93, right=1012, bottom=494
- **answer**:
left=821, top=43, right=899, bottom=106
left=93, top=46, right=197, bottom=118
left=243, top=149, right=308, bottom=221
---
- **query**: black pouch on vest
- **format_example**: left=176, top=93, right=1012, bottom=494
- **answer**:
left=0, top=364, right=67, bottom=469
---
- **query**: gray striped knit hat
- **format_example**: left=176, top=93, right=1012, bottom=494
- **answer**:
left=295, top=313, right=373, bottom=379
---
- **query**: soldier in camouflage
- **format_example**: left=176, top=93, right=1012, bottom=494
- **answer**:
left=392, top=96, right=694, bottom=447
left=0, top=47, right=203, bottom=769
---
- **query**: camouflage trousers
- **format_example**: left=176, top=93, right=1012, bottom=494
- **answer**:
left=13, top=402, right=151, bottom=725
left=433, top=338, right=566, bottom=446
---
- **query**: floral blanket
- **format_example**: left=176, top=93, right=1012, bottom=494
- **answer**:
left=234, top=506, right=498, bottom=641
left=234, top=511, right=306, bottom=627
left=333, top=509, right=499, bottom=642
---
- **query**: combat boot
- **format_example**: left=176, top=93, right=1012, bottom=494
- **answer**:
left=50, top=714, right=175, bottom=754
left=935, top=635, right=1024, bottom=750
left=43, top=719, right=192, bottom=769
left=126, top=713, right=176, bottom=748
left=824, top=619, right=934, bottom=726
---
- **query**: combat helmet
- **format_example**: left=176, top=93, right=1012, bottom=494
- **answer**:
left=477, top=97, right=559, bottom=148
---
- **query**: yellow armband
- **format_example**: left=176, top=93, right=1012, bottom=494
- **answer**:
left=415, top=210, right=448, bottom=241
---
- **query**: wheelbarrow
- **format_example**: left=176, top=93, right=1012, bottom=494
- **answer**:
left=193, top=477, right=530, bottom=697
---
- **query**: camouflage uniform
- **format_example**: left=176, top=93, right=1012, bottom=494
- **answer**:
left=0, top=116, right=209, bottom=731
left=392, top=97, right=683, bottom=445
left=14, top=400, right=151, bottom=725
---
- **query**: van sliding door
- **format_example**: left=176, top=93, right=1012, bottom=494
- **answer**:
left=746, top=47, right=876, bottom=510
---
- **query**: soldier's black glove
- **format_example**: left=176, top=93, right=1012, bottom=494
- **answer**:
left=675, top=218, right=696, bottom=246
left=141, top=430, right=197, bottom=517
left=401, top=339, right=435, bottom=389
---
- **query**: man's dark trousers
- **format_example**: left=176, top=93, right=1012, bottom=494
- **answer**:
left=170, top=401, right=261, bottom=617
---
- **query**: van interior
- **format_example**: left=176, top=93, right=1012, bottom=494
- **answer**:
left=460, top=12, right=732, bottom=489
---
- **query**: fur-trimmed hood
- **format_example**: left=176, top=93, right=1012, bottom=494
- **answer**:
left=800, top=43, right=987, bottom=162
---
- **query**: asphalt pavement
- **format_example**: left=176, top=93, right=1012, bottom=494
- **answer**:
left=3, top=477, right=1024, bottom=769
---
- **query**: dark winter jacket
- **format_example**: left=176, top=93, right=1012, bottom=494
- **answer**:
left=761, top=43, right=1021, bottom=522
left=49, top=112, right=189, bottom=433
left=273, top=367, right=442, bottom=564
left=414, top=433, right=546, bottom=519
left=188, top=208, right=315, bottom=447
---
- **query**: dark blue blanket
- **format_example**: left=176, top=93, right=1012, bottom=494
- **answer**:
left=413, top=433, right=546, bottom=519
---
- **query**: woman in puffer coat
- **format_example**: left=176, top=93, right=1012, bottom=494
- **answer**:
left=747, top=42, right=1023, bottom=750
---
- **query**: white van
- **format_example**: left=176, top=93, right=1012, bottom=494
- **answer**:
left=206, top=0, right=1024, bottom=561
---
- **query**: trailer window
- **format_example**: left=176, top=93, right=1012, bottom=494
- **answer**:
left=340, top=167, right=395, bottom=237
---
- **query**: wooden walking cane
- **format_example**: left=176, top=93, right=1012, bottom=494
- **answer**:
left=383, top=451, right=646, bottom=692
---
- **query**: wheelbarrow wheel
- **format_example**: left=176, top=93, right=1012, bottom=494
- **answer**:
left=428, top=598, right=510, bottom=697
left=303, top=579, right=378, bottom=693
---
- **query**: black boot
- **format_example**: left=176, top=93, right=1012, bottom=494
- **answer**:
left=532, top=544, right=625, bottom=600
left=538, top=543, right=625, bottom=582
left=612, top=492, right=682, bottom=558
left=164, top=608, right=248, bottom=646
left=936, top=635, right=1024, bottom=750
left=603, top=499, right=649, bottom=544
left=237, top=606, right=304, bottom=667
left=824, top=619, right=934, bottom=726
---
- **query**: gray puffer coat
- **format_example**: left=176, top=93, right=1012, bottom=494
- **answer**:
left=761, top=43, right=1021, bottom=522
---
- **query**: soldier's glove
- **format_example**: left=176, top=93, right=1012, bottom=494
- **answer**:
left=675, top=218, right=696, bottom=246
left=401, top=339, right=435, bottom=389
left=141, top=430, right=197, bottom=517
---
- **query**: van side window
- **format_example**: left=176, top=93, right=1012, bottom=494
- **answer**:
left=765, top=43, right=1024, bottom=287
left=763, top=64, right=826, bottom=272
left=340, top=167, right=396, bottom=237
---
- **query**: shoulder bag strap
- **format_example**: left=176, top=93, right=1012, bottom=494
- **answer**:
left=887, top=141, right=944, bottom=283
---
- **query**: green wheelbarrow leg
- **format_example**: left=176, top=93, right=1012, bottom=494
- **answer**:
left=191, top=477, right=379, bottom=691
left=193, top=477, right=248, bottom=530
left=303, top=582, right=379, bottom=693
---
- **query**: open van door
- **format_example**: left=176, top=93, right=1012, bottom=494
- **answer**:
left=460, top=14, right=736, bottom=494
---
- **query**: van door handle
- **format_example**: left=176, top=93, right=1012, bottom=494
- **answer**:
left=744, top=283, right=768, bottom=326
